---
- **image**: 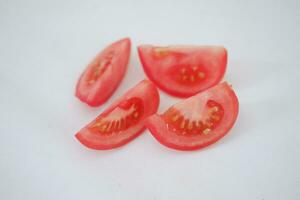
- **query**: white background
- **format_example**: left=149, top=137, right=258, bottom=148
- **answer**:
left=1, top=0, right=299, bottom=199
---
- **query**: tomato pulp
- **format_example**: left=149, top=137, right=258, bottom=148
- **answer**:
left=76, top=80, right=160, bottom=150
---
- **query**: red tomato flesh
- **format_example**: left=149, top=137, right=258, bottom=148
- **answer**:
left=76, top=80, right=160, bottom=150
left=138, top=45, right=227, bottom=97
left=76, top=38, right=131, bottom=107
left=146, top=82, right=238, bottom=151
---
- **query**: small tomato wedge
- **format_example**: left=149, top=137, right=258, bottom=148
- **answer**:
left=76, top=80, right=160, bottom=150
left=146, top=82, right=238, bottom=151
left=76, top=38, right=131, bottom=107
left=138, top=45, right=227, bottom=97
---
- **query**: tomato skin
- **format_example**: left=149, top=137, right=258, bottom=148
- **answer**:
left=75, top=80, right=160, bottom=150
left=75, top=127, right=147, bottom=150
left=76, top=38, right=131, bottom=107
left=146, top=82, right=239, bottom=151
left=138, top=45, right=227, bottom=98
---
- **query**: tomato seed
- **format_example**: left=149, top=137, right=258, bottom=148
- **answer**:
left=172, top=114, right=179, bottom=122
left=203, top=128, right=211, bottom=134
left=198, top=72, right=205, bottom=79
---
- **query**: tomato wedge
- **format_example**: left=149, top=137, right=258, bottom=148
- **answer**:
left=76, top=38, right=131, bottom=107
left=76, top=80, right=160, bottom=150
left=138, top=45, right=227, bottom=97
left=146, top=82, right=238, bottom=151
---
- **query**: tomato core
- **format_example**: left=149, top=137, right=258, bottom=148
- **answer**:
left=162, top=100, right=224, bottom=136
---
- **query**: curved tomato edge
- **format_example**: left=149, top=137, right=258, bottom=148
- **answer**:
left=75, top=127, right=146, bottom=150
left=137, top=46, right=227, bottom=98
left=75, top=38, right=131, bottom=107
left=145, top=115, right=210, bottom=151
left=146, top=84, right=239, bottom=151
left=75, top=90, right=104, bottom=107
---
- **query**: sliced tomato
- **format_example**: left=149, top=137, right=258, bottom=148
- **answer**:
left=76, top=38, right=131, bottom=107
left=138, top=45, right=227, bottom=97
left=146, top=82, right=238, bottom=151
left=76, top=80, right=160, bottom=150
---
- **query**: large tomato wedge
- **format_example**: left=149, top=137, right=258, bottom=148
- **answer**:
left=138, top=45, right=227, bottom=97
left=146, top=82, right=238, bottom=151
left=76, top=80, right=160, bottom=150
left=76, top=38, right=131, bottom=107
